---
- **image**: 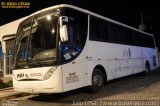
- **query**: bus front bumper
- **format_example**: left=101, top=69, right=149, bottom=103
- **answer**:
left=13, top=77, right=63, bottom=94
left=14, top=87, right=58, bottom=94
left=13, top=67, right=63, bottom=94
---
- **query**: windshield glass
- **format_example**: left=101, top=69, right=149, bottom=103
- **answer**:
left=14, top=10, right=59, bottom=69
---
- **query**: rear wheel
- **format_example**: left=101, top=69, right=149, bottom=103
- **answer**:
left=144, top=63, right=150, bottom=74
left=88, top=68, right=104, bottom=93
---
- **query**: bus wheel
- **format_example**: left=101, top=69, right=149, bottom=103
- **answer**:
left=144, top=63, right=150, bottom=74
left=89, top=68, right=104, bottom=93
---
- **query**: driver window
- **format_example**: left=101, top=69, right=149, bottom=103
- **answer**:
left=61, top=8, right=88, bottom=62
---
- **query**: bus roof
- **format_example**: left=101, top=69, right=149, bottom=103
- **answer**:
left=22, top=4, right=154, bottom=37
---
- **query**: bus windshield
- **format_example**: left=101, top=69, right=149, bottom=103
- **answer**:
left=14, top=11, right=59, bottom=69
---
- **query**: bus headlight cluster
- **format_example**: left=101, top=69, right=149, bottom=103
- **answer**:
left=43, top=67, right=57, bottom=80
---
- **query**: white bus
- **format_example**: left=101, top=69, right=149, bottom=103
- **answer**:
left=12, top=4, right=158, bottom=93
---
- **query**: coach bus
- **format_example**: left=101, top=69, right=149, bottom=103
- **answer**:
left=12, top=4, right=158, bottom=93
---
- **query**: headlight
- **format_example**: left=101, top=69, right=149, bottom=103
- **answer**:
left=43, top=67, right=57, bottom=80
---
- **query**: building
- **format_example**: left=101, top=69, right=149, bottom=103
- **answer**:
left=0, top=17, right=26, bottom=77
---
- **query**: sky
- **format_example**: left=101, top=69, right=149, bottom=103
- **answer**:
left=0, top=0, right=160, bottom=48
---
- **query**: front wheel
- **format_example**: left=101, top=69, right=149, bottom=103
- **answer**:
left=88, top=68, right=104, bottom=93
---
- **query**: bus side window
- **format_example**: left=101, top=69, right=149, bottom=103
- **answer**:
left=149, top=36, right=155, bottom=48
left=123, top=28, right=134, bottom=45
left=90, top=16, right=109, bottom=42
left=89, top=17, right=99, bottom=40
left=135, top=33, right=142, bottom=46
left=61, top=8, right=88, bottom=61
left=108, top=23, right=124, bottom=44
left=142, top=35, right=152, bottom=48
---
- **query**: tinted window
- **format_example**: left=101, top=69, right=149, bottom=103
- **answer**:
left=108, top=23, right=124, bottom=44
left=142, top=35, right=155, bottom=48
left=133, top=32, right=142, bottom=46
left=90, top=16, right=109, bottom=42
left=89, top=15, right=155, bottom=48
left=123, top=28, right=134, bottom=45
left=61, top=8, right=88, bottom=62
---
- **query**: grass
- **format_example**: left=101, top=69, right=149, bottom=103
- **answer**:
left=0, top=80, right=13, bottom=89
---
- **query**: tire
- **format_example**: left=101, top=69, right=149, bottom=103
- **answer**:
left=88, top=68, right=104, bottom=93
left=144, top=63, right=150, bottom=74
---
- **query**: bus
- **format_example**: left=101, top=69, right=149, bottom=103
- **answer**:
left=12, top=4, right=158, bottom=93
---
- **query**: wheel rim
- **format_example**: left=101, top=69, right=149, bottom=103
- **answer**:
left=93, top=74, right=103, bottom=86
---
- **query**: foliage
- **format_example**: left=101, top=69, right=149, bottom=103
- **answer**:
left=0, top=80, right=12, bottom=89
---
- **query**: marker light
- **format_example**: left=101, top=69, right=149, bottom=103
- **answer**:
left=46, top=15, right=51, bottom=21
left=43, top=67, right=57, bottom=80
left=51, top=29, right=55, bottom=34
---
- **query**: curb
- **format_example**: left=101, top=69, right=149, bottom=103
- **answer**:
left=0, top=88, right=30, bottom=101
left=0, top=93, right=29, bottom=101
left=0, top=87, right=13, bottom=91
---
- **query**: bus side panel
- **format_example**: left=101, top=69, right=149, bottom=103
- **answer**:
left=142, top=47, right=157, bottom=70
left=62, top=42, right=89, bottom=92
left=88, top=41, right=133, bottom=81
left=127, top=46, right=143, bottom=75
left=87, top=41, right=156, bottom=82
left=88, top=41, right=115, bottom=81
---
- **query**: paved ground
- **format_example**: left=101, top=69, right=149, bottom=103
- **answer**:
left=0, top=89, right=16, bottom=98
left=1, top=69, right=160, bottom=106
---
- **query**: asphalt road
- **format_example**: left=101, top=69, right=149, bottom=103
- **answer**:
left=1, top=69, right=160, bottom=106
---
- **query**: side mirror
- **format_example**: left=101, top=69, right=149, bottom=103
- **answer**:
left=60, top=16, right=68, bottom=42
